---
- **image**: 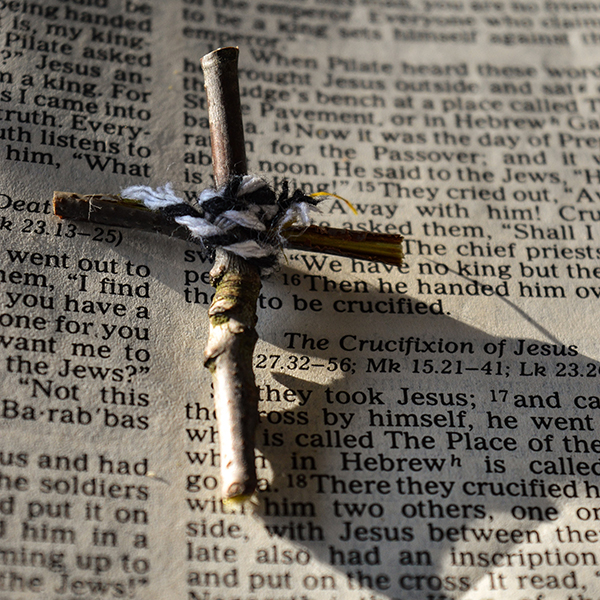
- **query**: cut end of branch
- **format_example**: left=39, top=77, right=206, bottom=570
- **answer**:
left=224, top=483, right=255, bottom=503
left=200, top=46, right=239, bottom=72
left=53, top=191, right=190, bottom=241
left=283, top=225, right=404, bottom=267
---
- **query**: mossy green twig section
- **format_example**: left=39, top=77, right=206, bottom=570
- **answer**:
left=203, top=249, right=261, bottom=500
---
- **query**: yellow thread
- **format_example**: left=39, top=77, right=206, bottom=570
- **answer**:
left=309, top=192, right=358, bottom=215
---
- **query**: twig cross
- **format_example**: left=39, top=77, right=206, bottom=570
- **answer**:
left=53, top=47, right=403, bottom=501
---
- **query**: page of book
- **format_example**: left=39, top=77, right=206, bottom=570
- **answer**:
left=0, top=0, right=599, bottom=598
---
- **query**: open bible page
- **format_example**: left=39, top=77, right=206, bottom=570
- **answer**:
left=0, top=0, right=598, bottom=598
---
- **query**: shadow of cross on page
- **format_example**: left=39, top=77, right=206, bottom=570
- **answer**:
left=246, top=304, right=598, bottom=600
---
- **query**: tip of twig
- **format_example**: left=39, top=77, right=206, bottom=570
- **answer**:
left=223, top=476, right=258, bottom=501
left=53, top=191, right=91, bottom=220
left=223, top=492, right=252, bottom=505
left=283, top=226, right=404, bottom=267
left=201, top=46, right=239, bottom=69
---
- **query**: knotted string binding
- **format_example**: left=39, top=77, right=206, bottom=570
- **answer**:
left=122, top=175, right=321, bottom=273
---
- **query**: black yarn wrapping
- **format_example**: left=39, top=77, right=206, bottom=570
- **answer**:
left=160, top=177, right=320, bottom=272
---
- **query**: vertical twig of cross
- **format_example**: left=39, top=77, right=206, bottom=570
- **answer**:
left=53, top=47, right=403, bottom=502
left=200, top=48, right=262, bottom=501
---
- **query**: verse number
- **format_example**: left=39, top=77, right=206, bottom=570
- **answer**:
left=327, top=357, right=353, bottom=372
left=92, top=227, right=122, bottom=246
left=287, top=474, right=307, bottom=488
left=287, top=355, right=310, bottom=370
left=54, top=222, right=77, bottom=238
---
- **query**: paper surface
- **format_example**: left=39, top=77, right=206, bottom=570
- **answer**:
left=0, top=0, right=599, bottom=598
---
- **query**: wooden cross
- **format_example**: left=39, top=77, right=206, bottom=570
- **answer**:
left=53, top=47, right=403, bottom=501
